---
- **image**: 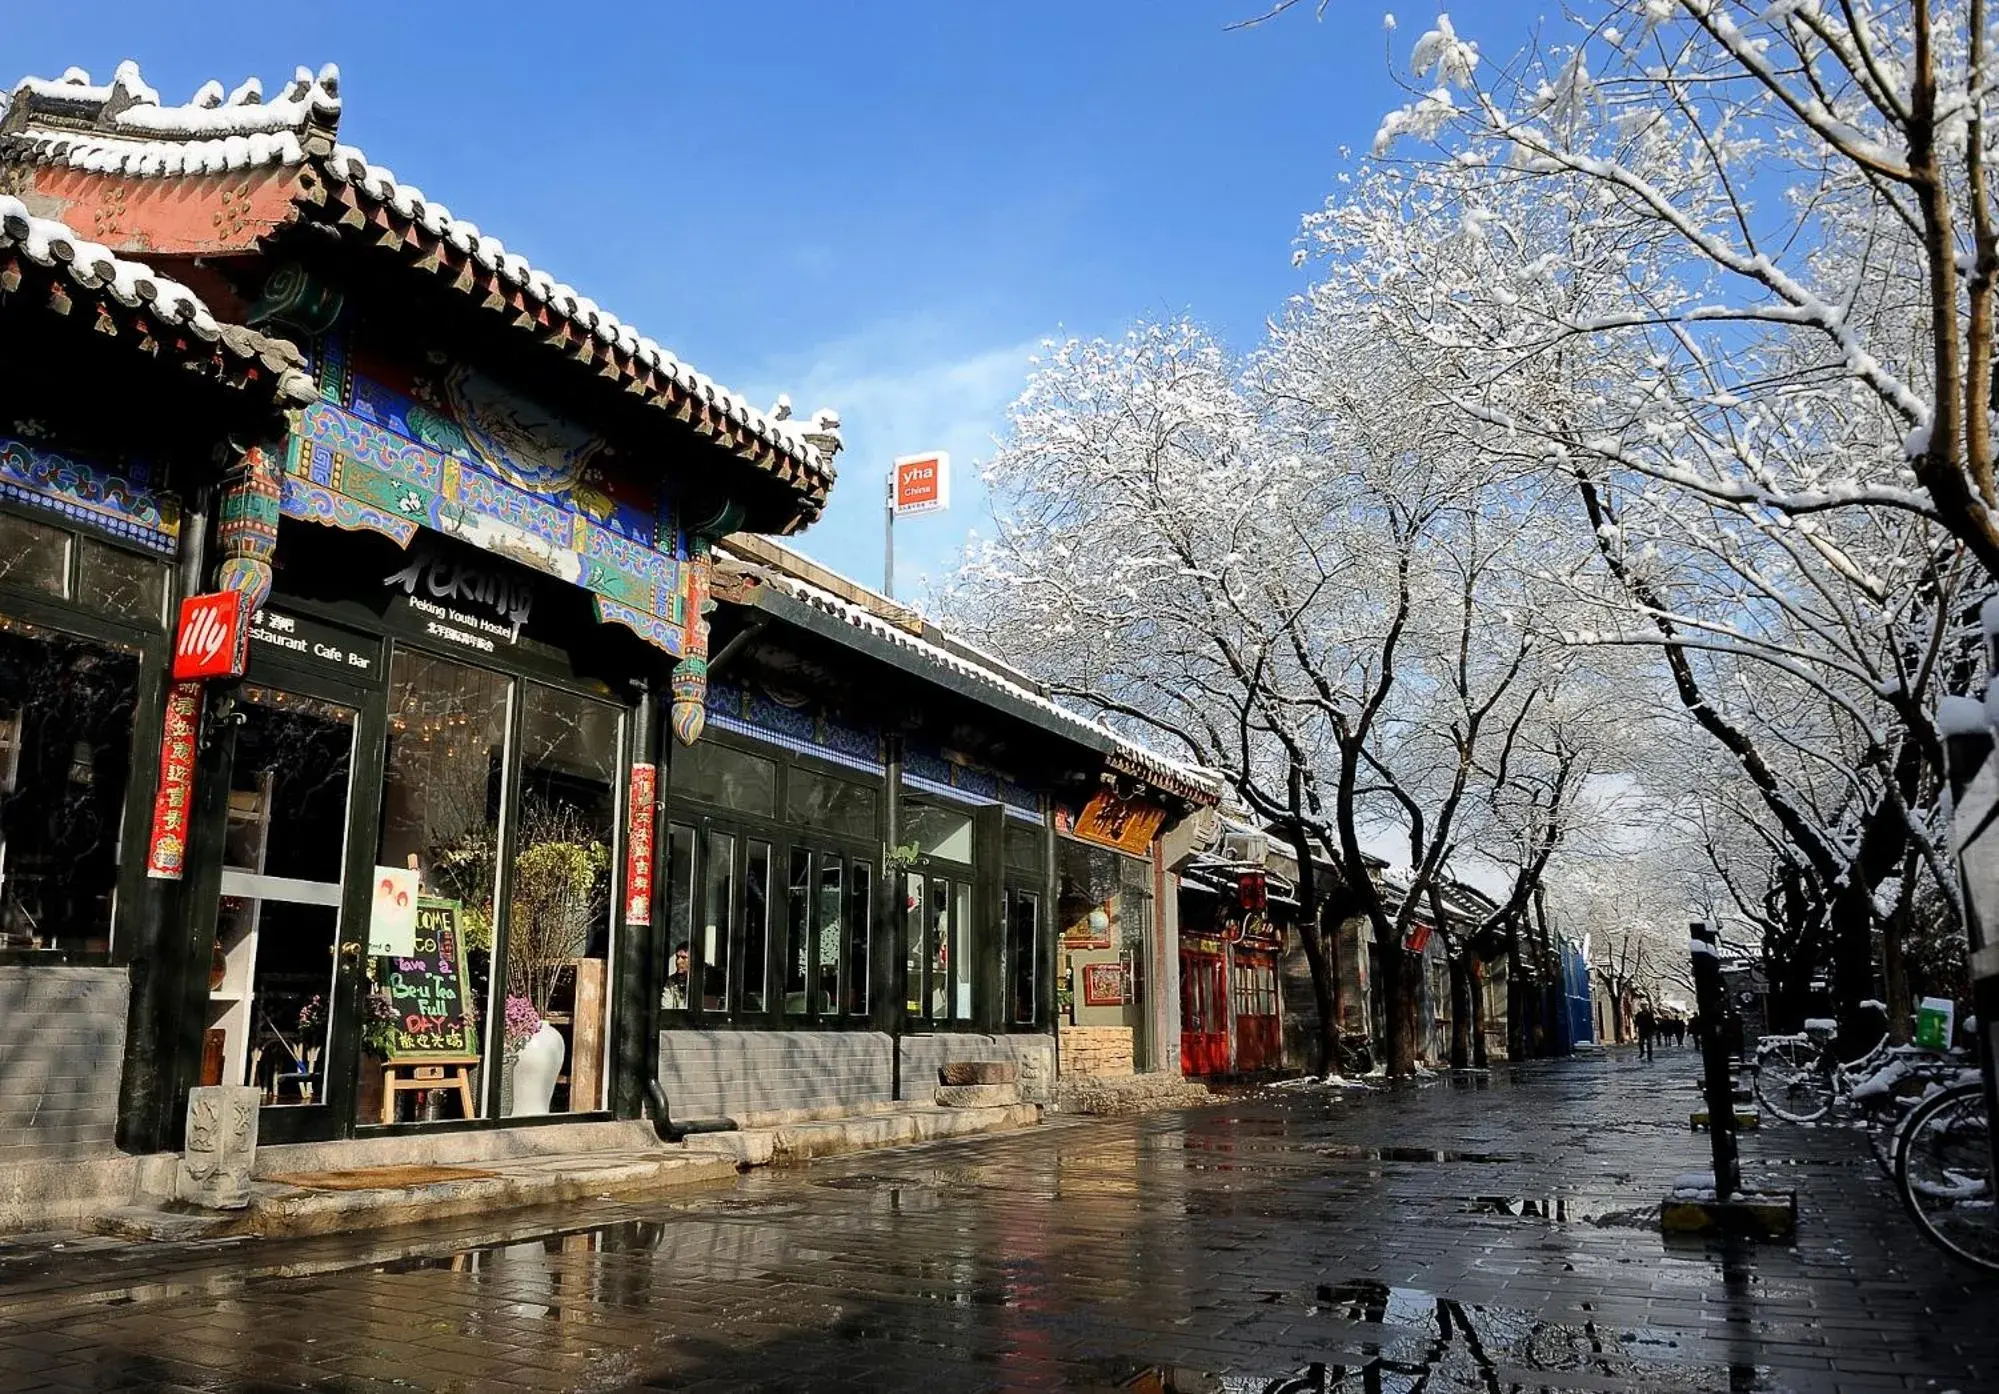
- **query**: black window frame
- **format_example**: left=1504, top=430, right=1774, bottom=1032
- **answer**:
left=0, top=501, right=174, bottom=967
left=661, top=729, right=883, bottom=1030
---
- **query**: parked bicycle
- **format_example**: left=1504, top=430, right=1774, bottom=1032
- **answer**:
left=1753, top=1012, right=1996, bottom=1273
left=1751, top=1014, right=1963, bottom=1177
left=1894, top=1078, right=1998, bottom=1273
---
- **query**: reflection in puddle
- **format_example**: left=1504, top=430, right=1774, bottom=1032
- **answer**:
left=1100, top=1279, right=1778, bottom=1391
left=1311, top=1144, right=1520, bottom=1164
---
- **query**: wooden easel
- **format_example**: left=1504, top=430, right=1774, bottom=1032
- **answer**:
left=380, top=1055, right=480, bottom=1123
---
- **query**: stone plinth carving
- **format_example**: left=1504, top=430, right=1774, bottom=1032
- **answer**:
left=177, top=1085, right=260, bottom=1210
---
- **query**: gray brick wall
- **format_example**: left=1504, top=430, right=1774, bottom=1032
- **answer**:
left=900, top=1033, right=1056, bottom=1103
left=0, top=966, right=129, bottom=1162
left=657, top=1030, right=893, bottom=1120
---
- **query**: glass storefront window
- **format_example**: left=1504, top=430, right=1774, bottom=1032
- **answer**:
left=904, top=872, right=925, bottom=1015
left=662, top=824, right=694, bottom=1009
left=700, top=831, right=735, bottom=1013
left=741, top=840, right=771, bottom=1013
left=0, top=618, right=140, bottom=957
left=815, top=858, right=843, bottom=1014
left=903, top=801, right=973, bottom=863
left=0, top=513, right=69, bottom=597
left=844, top=863, right=871, bottom=1017
left=1007, top=888, right=1039, bottom=1025
left=672, top=740, right=775, bottom=818
left=928, top=875, right=950, bottom=1019
left=785, top=847, right=811, bottom=1015
left=513, top=683, right=620, bottom=1113
left=372, top=650, right=512, bottom=1121
left=1003, top=823, right=1044, bottom=873
left=787, top=769, right=877, bottom=839
left=74, top=537, right=165, bottom=625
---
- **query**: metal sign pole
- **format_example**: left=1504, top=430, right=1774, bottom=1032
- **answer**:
left=1690, top=920, right=1742, bottom=1199
left=884, top=469, right=895, bottom=600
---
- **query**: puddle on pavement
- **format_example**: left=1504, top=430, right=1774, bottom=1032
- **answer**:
left=1078, top=1278, right=1778, bottom=1392
left=1455, top=1194, right=1656, bottom=1226
left=1311, top=1143, right=1521, bottom=1164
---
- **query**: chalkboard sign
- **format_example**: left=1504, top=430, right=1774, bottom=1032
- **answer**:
left=378, top=897, right=478, bottom=1060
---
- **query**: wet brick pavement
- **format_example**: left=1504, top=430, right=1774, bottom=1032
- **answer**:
left=0, top=1051, right=1990, bottom=1392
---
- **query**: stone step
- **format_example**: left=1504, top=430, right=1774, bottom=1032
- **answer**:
left=940, top=1060, right=1017, bottom=1086
left=935, top=1082, right=1021, bottom=1108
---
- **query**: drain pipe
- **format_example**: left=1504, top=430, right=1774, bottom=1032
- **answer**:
left=646, top=1079, right=738, bottom=1142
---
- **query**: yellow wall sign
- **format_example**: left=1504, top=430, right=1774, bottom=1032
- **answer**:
left=1070, top=790, right=1166, bottom=857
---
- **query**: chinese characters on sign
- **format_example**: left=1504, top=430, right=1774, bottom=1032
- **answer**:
left=144, top=681, right=202, bottom=879
left=625, top=762, right=656, bottom=925
left=1070, top=789, right=1167, bottom=857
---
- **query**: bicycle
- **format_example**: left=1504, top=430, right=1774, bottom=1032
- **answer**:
left=1894, top=1078, right=1998, bottom=1274
left=1752, top=1017, right=1962, bottom=1177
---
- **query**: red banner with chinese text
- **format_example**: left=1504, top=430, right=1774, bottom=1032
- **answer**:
left=625, top=762, right=657, bottom=925
left=145, top=681, right=202, bottom=879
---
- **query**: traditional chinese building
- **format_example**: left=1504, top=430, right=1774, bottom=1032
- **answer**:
left=654, top=535, right=1221, bottom=1119
left=0, top=61, right=837, bottom=1170
left=0, top=61, right=1222, bottom=1217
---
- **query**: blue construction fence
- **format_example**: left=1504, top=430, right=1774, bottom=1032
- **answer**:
left=1555, top=936, right=1594, bottom=1052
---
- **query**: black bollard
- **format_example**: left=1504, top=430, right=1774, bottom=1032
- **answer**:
left=1690, top=921, right=1742, bottom=1200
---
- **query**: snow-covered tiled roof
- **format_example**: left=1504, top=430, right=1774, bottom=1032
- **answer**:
left=1, top=61, right=838, bottom=504
left=0, top=192, right=313, bottom=402
left=716, top=540, right=1224, bottom=806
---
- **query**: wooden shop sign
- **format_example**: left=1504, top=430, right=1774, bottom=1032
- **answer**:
left=1070, top=789, right=1166, bottom=857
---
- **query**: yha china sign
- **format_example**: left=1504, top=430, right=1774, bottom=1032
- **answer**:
left=891, top=452, right=951, bottom=516
left=172, top=591, right=249, bottom=680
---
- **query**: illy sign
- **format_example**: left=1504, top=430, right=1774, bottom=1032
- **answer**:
left=172, top=592, right=249, bottom=681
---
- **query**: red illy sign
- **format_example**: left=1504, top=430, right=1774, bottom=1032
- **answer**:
left=172, top=592, right=249, bottom=681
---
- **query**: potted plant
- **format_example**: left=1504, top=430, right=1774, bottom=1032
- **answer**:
left=355, top=990, right=398, bottom=1123
left=500, top=993, right=544, bottom=1116
left=503, top=803, right=608, bottom=1114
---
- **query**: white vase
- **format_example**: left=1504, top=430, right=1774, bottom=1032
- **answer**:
left=509, top=1022, right=565, bottom=1116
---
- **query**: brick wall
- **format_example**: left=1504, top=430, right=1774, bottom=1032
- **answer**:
left=657, top=1030, right=893, bottom=1120
left=899, top=1033, right=1057, bottom=1103
left=1058, top=1024, right=1134, bottom=1079
left=0, top=966, right=129, bottom=1164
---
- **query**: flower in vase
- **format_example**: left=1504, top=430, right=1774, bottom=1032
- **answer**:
left=503, top=994, right=543, bottom=1055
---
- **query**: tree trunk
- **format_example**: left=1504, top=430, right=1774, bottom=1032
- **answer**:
left=1380, top=935, right=1416, bottom=1075
left=1882, top=847, right=1920, bottom=1046
left=1471, top=959, right=1489, bottom=1068
left=1281, top=819, right=1341, bottom=1077
left=1448, top=950, right=1473, bottom=1069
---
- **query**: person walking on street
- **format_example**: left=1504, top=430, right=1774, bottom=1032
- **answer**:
left=1635, top=1003, right=1656, bottom=1061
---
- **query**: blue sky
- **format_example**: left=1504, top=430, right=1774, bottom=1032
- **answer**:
left=7, top=1, right=1552, bottom=595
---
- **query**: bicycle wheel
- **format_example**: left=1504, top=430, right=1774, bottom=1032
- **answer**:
left=1755, top=1042, right=1833, bottom=1122
left=1896, top=1082, right=1999, bottom=1274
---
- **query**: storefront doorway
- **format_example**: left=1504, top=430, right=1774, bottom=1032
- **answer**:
left=1180, top=949, right=1228, bottom=1075
left=207, top=683, right=365, bottom=1135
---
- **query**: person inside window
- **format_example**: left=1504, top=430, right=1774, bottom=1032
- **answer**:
left=662, top=942, right=691, bottom=1009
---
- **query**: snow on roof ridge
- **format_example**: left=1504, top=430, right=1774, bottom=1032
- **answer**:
left=744, top=559, right=1219, bottom=797
left=11, top=60, right=339, bottom=140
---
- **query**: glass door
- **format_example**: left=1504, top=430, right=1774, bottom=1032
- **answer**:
left=211, top=685, right=360, bottom=1131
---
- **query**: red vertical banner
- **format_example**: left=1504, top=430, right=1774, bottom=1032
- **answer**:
left=145, top=680, right=203, bottom=880
left=625, top=762, right=657, bottom=925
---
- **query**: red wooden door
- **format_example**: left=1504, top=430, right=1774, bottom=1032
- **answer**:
left=1233, top=951, right=1282, bottom=1073
left=1180, top=950, right=1229, bottom=1076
